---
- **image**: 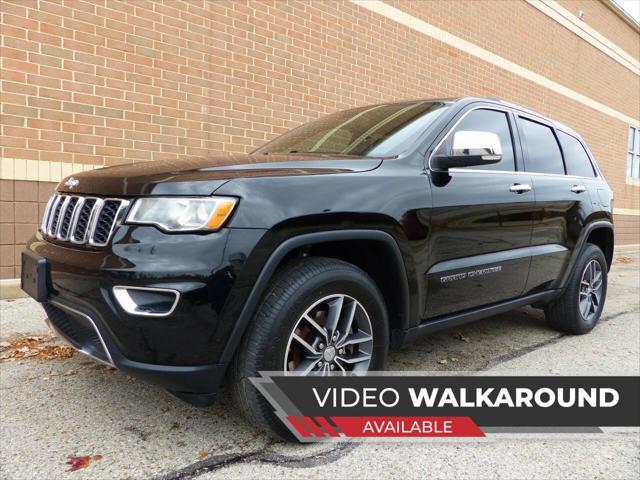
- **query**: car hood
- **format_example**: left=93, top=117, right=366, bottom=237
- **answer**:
left=56, top=154, right=383, bottom=196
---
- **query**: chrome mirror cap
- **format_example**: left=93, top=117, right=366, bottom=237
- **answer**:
left=452, top=130, right=502, bottom=160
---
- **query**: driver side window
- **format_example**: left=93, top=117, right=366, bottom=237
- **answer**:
left=443, top=109, right=516, bottom=171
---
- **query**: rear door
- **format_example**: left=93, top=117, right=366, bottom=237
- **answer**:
left=424, top=107, right=535, bottom=318
left=516, top=116, right=592, bottom=293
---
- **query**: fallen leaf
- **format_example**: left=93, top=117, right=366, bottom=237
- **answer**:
left=0, top=336, right=75, bottom=361
left=159, top=403, right=170, bottom=412
left=198, top=449, right=209, bottom=459
left=65, top=454, right=103, bottom=472
left=614, top=256, right=633, bottom=264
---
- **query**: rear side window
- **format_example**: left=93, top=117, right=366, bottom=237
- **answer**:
left=520, top=118, right=565, bottom=175
left=558, top=131, right=596, bottom=177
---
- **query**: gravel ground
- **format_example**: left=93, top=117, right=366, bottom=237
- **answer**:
left=1, top=247, right=638, bottom=480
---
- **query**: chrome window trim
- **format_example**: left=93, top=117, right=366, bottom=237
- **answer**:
left=48, top=300, right=115, bottom=367
left=112, top=286, right=181, bottom=317
left=449, top=168, right=599, bottom=180
left=427, top=105, right=602, bottom=180
left=427, top=105, right=516, bottom=173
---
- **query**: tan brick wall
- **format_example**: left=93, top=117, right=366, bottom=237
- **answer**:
left=0, top=179, right=56, bottom=278
left=556, top=0, right=640, bottom=61
left=614, top=214, right=640, bottom=245
left=1, top=0, right=639, bottom=278
left=389, top=0, right=639, bottom=119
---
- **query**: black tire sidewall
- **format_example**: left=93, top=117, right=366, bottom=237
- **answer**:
left=549, top=244, right=608, bottom=334
left=573, top=245, right=608, bottom=331
left=257, top=266, right=388, bottom=373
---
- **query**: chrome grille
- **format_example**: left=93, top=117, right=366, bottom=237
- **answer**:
left=41, top=194, right=129, bottom=247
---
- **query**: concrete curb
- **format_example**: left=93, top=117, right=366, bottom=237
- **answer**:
left=0, top=279, right=28, bottom=300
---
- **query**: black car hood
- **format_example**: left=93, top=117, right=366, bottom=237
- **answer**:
left=56, top=154, right=383, bottom=196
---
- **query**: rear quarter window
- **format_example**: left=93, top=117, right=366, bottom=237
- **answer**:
left=558, top=131, right=596, bottom=177
left=520, top=117, right=565, bottom=175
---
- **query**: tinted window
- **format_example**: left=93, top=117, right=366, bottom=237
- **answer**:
left=253, top=101, right=449, bottom=157
left=520, top=118, right=565, bottom=175
left=445, top=109, right=516, bottom=171
left=558, top=131, right=595, bottom=177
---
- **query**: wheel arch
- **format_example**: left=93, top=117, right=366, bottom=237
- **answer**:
left=585, top=225, right=614, bottom=270
left=557, top=220, right=614, bottom=289
left=219, top=229, right=413, bottom=364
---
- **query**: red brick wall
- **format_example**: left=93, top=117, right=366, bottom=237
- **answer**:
left=1, top=0, right=639, bottom=279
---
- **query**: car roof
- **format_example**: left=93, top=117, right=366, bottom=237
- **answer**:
left=388, top=96, right=584, bottom=140
left=339, top=96, right=584, bottom=141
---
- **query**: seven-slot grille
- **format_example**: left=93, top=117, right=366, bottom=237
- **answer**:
left=41, top=194, right=129, bottom=247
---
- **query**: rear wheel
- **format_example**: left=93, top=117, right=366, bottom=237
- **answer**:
left=231, top=257, right=388, bottom=439
left=545, top=244, right=607, bottom=334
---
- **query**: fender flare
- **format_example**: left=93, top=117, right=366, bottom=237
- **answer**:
left=219, top=229, right=411, bottom=363
left=557, top=220, right=614, bottom=289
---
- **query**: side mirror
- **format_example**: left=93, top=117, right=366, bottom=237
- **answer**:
left=431, top=131, right=502, bottom=171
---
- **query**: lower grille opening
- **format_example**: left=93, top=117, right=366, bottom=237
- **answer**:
left=42, top=303, right=112, bottom=365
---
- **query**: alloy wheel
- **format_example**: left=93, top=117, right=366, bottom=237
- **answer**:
left=284, top=294, right=373, bottom=375
left=578, top=259, right=603, bottom=322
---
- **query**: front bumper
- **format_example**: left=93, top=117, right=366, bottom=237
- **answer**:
left=23, top=224, right=267, bottom=405
left=42, top=299, right=225, bottom=406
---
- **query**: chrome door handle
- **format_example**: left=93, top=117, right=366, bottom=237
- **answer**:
left=510, top=183, right=531, bottom=194
left=570, top=185, right=586, bottom=193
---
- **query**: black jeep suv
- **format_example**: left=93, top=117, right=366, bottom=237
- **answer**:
left=22, top=97, right=613, bottom=438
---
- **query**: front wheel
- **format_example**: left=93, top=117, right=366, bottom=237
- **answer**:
left=545, top=243, right=608, bottom=334
left=231, top=257, right=388, bottom=439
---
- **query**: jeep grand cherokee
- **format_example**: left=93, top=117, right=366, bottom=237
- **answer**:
left=21, top=97, right=614, bottom=438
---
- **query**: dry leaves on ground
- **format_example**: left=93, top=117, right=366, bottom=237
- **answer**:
left=65, top=454, right=103, bottom=472
left=614, top=256, right=634, bottom=264
left=0, top=335, right=75, bottom=361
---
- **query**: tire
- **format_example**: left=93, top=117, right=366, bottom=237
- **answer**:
left=230, top=256, right=389, bottom=440
left=545, top=243, right=608, bottom=334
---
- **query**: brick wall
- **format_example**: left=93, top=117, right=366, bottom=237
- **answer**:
left=614, top=214, right=640, bottom=246
left=556, top=0, right=640, bottom=60
left=1, top=0, right=639, bottom=279
left=0, top=178, right=53, bottom=278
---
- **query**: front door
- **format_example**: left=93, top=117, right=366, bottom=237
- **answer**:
left=425, top=107, right=535, bottom=318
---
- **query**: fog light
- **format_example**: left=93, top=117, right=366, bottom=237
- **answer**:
left=113, top=286, right=180, bottom=317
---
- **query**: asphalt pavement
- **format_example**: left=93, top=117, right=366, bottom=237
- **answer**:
left=1, top=246, right=638, bottom=480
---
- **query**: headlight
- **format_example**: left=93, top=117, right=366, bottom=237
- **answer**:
left=126, top=196, right=237, bottom=232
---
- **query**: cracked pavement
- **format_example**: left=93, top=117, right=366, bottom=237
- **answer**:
left=1, top=247, right=638, bottom=479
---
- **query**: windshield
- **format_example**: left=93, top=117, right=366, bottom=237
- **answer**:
left=254, top=101, right=449, bottom=157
